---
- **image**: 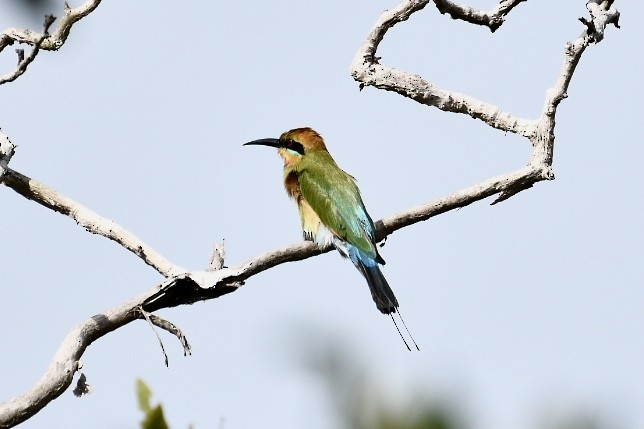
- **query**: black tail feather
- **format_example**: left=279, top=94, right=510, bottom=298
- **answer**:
left=390, top=314, right=411, bottom=351
left=355, top=259, right=419, bottom=350
left=359, top=263, right=398, bottom=314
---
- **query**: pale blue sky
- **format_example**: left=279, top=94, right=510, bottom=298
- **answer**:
left=1, top=1, right=641, bottom=428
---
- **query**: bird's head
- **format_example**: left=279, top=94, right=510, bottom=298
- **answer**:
left=244, top=127, right=328, bottom=167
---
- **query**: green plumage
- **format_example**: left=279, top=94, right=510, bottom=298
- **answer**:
left=292, top=150, right=379, bottom=260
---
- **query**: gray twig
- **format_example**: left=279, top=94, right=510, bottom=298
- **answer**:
left=0, top=15, right=55, bottom=85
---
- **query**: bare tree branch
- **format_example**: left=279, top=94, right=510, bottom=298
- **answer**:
left=0, top=0, right=103, bottom=53
left=0, top=160, right=557, bottom=428
left=0, top=0, right=103, bottom=85
left=147, top=313, right=192, bottom=358
left=581, top=0, right=620, bottom=42
left=139, top=306, right=192, bottom=367
left=351, top=0, right=619, bottom=202
left=0, top=15, right=55, bottom=85
left=1, top=168, right=185, bottom=278
left=351, top=0, right=536, bottom=137
left=0, top=289, right=151, bottom=428
left=0, top=160, right=545, bottom=426
left=433, top=0, right=527, bottom=32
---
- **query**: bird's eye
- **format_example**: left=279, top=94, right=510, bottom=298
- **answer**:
left=284, top=139, right=305, bottom=155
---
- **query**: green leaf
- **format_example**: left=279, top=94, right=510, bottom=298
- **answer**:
left=136, top=379, right=153, bottom=413
left=136, top=379, right=171, bottom=429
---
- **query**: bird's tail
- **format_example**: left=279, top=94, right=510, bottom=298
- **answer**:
left=340, top=244, right=418, bottom=350
left=333, top=239, right=399, bottom=314
left=358, top=261, right=399, bottom=315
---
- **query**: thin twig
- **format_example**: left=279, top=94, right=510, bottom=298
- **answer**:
left=0, top=15, right=55, bottom=85
left=208, top=240, right=226, bottom=271
left=0, top=0, right=103, bottom=85
left=139, top=307, right=170, bottom=367
left=148, top=314, right=192, bottom=357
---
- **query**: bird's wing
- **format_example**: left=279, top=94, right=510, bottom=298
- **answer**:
left=298, top=164, right=378, bottom=260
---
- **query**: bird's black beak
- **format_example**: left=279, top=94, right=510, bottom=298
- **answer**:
left=243, top=138, right=281, bottom=148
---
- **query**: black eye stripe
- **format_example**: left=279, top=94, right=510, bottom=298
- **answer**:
left=284, top=139, right=305, bottom=155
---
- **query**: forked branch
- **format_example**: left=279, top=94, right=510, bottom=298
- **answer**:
left=351, top=0, right=620, bottom=201
left=0, top=0, right=103, bottom=53
left=0, top=0, right=103, bottom=85
left=0, top=15, right=55, bottom=85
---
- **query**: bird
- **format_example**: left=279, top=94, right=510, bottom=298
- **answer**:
left=244, top=127, right=417, bottom=350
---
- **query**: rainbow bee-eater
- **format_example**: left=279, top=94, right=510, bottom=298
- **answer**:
left=245, top=127, right=417, bottom=349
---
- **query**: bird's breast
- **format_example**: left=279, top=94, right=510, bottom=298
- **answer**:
left=283, top=170, right=300, bottom=200
left=283, top=167, right=335, bottom=249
